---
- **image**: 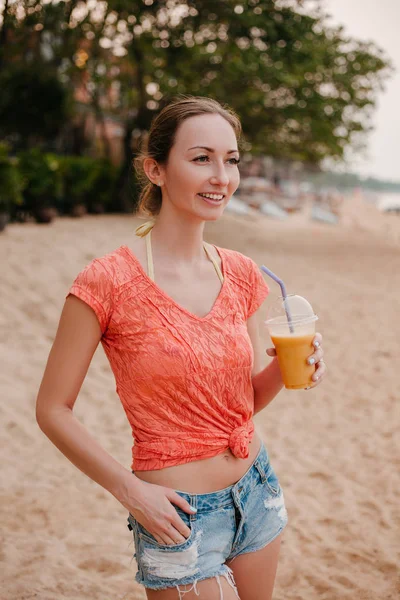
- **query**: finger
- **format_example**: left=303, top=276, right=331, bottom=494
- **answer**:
left=305, top=362, right=327, bottom=389
left=154, top=533, right=171, bottom=545
left=312, top=360, right=326, bottom=383
left=266, top=348, right=277, bottom=357
left=306, top=347, right=324, bottom=366
left=151, top=523, right=184, bottom=546
left=171, top=513, right=191, bottom=543
left=160, top=533, right=180, bottom=546
left=312, top=332, right=322, bottom=349
left=171, top=510, right=190, bottom=539
left=142, top=526, right=174, bottom=546
left=160, top=523, right=188, bottom=545
left=167, top=490, right=197, bottom=515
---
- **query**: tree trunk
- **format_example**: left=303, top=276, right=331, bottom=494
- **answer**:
left=0, top=0, right=10, bottom=70
left=114, top=118, right=137, bottom=213
left=116, top=42, right=152, bottom=213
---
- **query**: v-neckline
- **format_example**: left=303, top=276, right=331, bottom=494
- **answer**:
left=119, top=244, right=228, bottom=322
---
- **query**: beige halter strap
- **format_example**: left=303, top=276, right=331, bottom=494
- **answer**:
left=134, top=221, right=224, bottom=284
left=203, top=241, right=224, bottom=284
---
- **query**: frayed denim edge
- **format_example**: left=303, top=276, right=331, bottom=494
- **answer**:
left=135, top=563, right=233, bottom=591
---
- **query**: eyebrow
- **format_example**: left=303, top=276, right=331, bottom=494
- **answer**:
left=188, top=146, right=239, bottom=154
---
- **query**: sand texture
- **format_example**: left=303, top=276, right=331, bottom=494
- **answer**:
left=1, top=198, right=399, bottom=599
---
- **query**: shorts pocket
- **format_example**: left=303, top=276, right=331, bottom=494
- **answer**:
left=264, top=463, right=281, bottom=497
left=129, top=509, right=196, bottom=550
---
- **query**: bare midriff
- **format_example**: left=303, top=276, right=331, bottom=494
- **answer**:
left=134, top=431, right=262, bottom=493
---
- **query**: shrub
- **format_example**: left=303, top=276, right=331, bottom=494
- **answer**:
left=0, top=142, right=24, bottom=215
left=87, top=158, right=118, bottom=212
left=17, top=149, right=63, bottom=213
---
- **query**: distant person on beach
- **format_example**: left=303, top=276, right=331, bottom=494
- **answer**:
left=36, top=96, right=326, bottom=600
left=272, top=173, right=281, bottom=192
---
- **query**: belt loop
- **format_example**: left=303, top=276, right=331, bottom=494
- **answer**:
left=190, top=495, right=197, bottom=522
left=254, top=459, right=267, bottom=483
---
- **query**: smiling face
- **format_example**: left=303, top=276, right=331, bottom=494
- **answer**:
left=150, top=113, right=241, bottom=222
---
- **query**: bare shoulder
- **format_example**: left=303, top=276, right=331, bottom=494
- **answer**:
left=120, top=235, right=147, bottom=270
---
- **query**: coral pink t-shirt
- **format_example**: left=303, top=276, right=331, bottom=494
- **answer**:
left=66, top=244, right=269, bottom=471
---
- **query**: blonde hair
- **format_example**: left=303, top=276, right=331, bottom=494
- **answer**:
left=133, top=95, right=242, bottom=230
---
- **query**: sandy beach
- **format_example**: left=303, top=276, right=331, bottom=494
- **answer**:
left=1, top=198, right=399, bottom=600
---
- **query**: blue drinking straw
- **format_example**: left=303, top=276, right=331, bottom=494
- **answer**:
left=261, top=266, right=295, bottom=334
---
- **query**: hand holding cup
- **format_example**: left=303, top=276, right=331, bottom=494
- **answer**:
left=265, top=294, right=325, bottom=390
left=266, top=332, right=326, bottom=389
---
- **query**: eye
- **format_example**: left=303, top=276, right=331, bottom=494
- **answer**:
left=193, top=155, right=241, bottom=165
left=193, top=155, right=210, bottom=163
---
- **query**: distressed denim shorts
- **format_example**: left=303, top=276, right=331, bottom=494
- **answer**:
left=126, top=443, right=288, bottom=595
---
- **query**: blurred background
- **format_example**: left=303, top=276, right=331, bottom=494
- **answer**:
left=1, top=2, right=399, bottom=600
left=0, top=0, right=399, bottom=228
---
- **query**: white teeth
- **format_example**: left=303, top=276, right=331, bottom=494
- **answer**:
left=199, top=193, right=224, bottom=200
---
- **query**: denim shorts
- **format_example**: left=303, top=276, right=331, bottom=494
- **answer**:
left=126, top=443, right=288, bottom=595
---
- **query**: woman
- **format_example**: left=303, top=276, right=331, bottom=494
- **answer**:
left=36, top=96, right=326, bottom=600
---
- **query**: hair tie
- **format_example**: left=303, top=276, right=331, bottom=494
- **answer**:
left=135, top=220, right=155, bottom=237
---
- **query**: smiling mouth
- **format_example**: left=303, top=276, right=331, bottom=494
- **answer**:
left=197, top=193, right=225, bottom=202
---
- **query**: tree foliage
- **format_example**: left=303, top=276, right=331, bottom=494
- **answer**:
left=0, top=64, right=70, bottom=143
left=0, top=0, right=392, bottom=168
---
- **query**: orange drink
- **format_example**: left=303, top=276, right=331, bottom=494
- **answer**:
left=265, top=294, right=318, bottom=390
left=270, top=333, right=315, bottom=389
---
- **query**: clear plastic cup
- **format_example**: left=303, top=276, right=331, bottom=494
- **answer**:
left=265, top=295, right=319, bottom=390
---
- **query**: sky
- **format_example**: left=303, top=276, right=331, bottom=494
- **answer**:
left=324, top=0, right=400, bottom=181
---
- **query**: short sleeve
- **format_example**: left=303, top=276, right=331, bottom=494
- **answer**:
left=247, top=259, right=270, bottom=318
left=66, top=258, right=114, bottom=335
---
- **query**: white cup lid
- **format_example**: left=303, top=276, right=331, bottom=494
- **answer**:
left=265, top=294, right=317, bottom=325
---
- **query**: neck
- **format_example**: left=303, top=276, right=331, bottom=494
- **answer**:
left=150, top=207, right=207, bottom=266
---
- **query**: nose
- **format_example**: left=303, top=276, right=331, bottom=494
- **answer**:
left=210, top=163, right=230, bottom=187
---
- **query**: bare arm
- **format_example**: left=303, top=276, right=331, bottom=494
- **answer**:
left=36, top=294, right=195, bottom=545
left=35, top=295, right=134, bottom=502
left=246, top=308, right=284, bottom=415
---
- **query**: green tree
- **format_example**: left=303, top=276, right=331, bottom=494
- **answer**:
left=101, top=0, right=391, bottom=207
left=0, top=0, right=392, bottom=210
left=0, top=64, right=70, bottom=147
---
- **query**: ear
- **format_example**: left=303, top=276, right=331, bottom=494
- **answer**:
left=143, top=158, right=164, bottom=187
